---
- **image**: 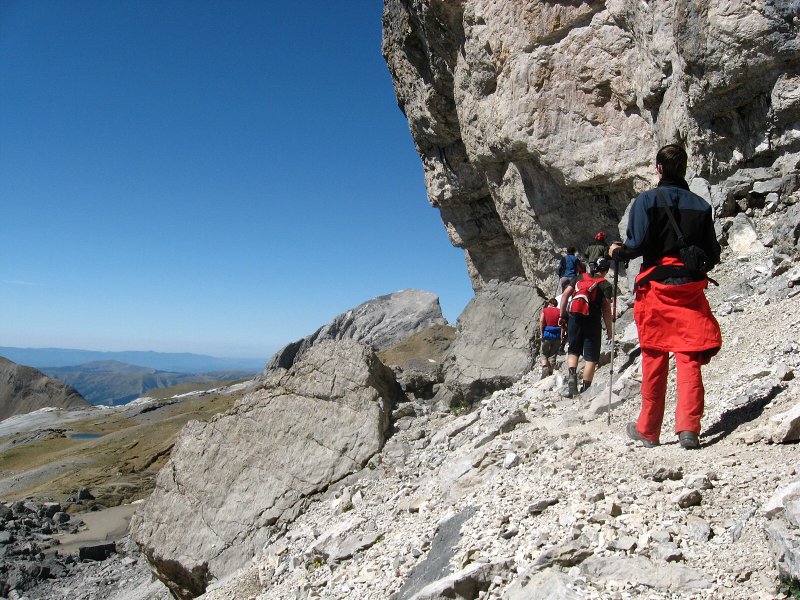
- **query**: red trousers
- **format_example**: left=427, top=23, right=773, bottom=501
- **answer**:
left=636, top=348, right=705, bottom=442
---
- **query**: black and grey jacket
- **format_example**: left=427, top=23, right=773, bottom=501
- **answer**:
left=611, top=176, right=721, bottom=272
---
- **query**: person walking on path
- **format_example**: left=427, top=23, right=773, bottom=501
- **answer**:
left=538, top=298, right=563, bottom=379
left=557, top=246, right=581, bottom=291
left=609, top=143, right=722, bottom=450
left=584, top=232, right=608, bottom=271
left=559, top=257, right=613, bottom=398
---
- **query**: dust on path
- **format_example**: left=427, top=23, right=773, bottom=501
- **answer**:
left=53, top=502, right=140, bottom=555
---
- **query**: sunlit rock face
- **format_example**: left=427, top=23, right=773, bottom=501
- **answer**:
left=382, top=0, right=800, bottom=290
left=130, top=339, right=398, bottom=599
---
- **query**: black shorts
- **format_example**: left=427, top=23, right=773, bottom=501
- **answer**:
left=567, top=314, right=602, bottom=362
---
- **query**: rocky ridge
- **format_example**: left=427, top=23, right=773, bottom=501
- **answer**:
left=14, top=172, right=800, bottom=600
left=265, top=289, right=448, bottom=373
left=9, top=2, right=800, bottom=598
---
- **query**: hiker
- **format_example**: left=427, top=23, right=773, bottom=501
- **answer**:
left=584, top=232, right=608, bottom=271
left=557, top=246, right=581, bottom=291
left=609, top=143, right=722, bottom=450
left=538, top=298, right=562, bottom=379
left=559, top=257, right=613, bottom=398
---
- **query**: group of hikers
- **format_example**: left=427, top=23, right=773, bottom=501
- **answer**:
left=540, top=232, right=613, bottom=397
left=538, top=144, right=722, bottom=451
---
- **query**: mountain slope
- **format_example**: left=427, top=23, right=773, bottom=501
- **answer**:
left=0, top=357, right=91, bottom=421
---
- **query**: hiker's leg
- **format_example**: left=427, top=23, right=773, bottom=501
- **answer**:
left=566, top=316, right=582, bottom=369
left=582, top=361, right=597, bottom=382
left=674, top=351, right=704, bottom=435
left=637, top=347, right=668, bottom=442
left=581, top=319, right=602, bottom=384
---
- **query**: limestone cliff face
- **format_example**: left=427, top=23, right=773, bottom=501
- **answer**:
left=382, top=0, right=800, bottom=289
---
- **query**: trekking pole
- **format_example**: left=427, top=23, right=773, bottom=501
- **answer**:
left=607, top=260, right=619, bottom=426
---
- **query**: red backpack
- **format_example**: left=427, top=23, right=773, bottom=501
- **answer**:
left=568, top=273, right=604, bottom=316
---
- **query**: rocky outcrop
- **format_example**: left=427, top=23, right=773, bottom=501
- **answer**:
left=0, top=499, right=80, bottom=596
left=378, top=324, right=456, bottom=399
left=129, top=339, right=399, bottom=599
left=763, top=478, right=800, bottom=583
left=265, top=289, right=448, bottom=373
left=0, top=357, right=90, bottom=421
left=434, top=279, right=542, bottom=407
left=382, top=0, right=800, bottom=290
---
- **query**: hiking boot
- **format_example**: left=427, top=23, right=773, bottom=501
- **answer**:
left=678, top=431, right=700, bottom=450
left=566, top=374, right=579, bottom=398
left=626, top=422, right=659, bottom=448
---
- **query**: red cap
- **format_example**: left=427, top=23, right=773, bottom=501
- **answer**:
left=595, top=232, right=606, bottom=241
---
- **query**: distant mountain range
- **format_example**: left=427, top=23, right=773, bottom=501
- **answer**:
left=0, top=347, right=268, bottom=373
left=40, top=360, right=257, bottom=406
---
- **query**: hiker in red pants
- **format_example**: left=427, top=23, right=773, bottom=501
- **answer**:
left=609, top=144, right=722, bottom=449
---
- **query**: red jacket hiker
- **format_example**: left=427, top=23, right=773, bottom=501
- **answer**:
left=610, top=144, right=722, bottom=449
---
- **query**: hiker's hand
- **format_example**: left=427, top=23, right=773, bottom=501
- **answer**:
left=608, top=243, right=621, bottom=257
left=606, top=329, right=612, bottom=340
left=558, top=316, right=566, bottom=326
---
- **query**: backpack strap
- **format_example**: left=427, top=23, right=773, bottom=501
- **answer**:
left=649, top=190, right=718, bottom=287
left=656, top=189, right=687, bottom=248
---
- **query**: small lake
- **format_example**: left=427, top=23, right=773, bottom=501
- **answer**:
left=69, top=433, right=104, bottom=440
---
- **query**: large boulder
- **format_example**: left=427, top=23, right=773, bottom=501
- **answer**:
left=130, top=339, right=399, bottom=599
left=435, top=279, right=542, bottom=407
left=265, top=289, right=448, bottom=373
left=0, top=356, right=90, bottom=421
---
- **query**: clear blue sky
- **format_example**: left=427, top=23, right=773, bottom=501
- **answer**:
left=0, top=1, right=474, bottom=360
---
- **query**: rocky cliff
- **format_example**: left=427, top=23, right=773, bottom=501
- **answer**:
left=382, top=0, right=800, bottom=289
left=0, top=357, right=90, bottom=421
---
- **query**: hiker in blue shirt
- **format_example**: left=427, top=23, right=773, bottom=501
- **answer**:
left=557, top=246, right=581, bottom=291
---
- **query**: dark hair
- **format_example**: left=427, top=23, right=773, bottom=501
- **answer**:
left=547, top=298, right=557, bottom=307
left=567, top=246, right=576, bottom=254
left=656, top=144, right=688, bottom=178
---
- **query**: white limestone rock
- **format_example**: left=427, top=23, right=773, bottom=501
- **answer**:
left=728, top=213, right=766, bottom=256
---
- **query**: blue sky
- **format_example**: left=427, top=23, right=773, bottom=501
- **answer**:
left=0, top=1, right=474, bottom=360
